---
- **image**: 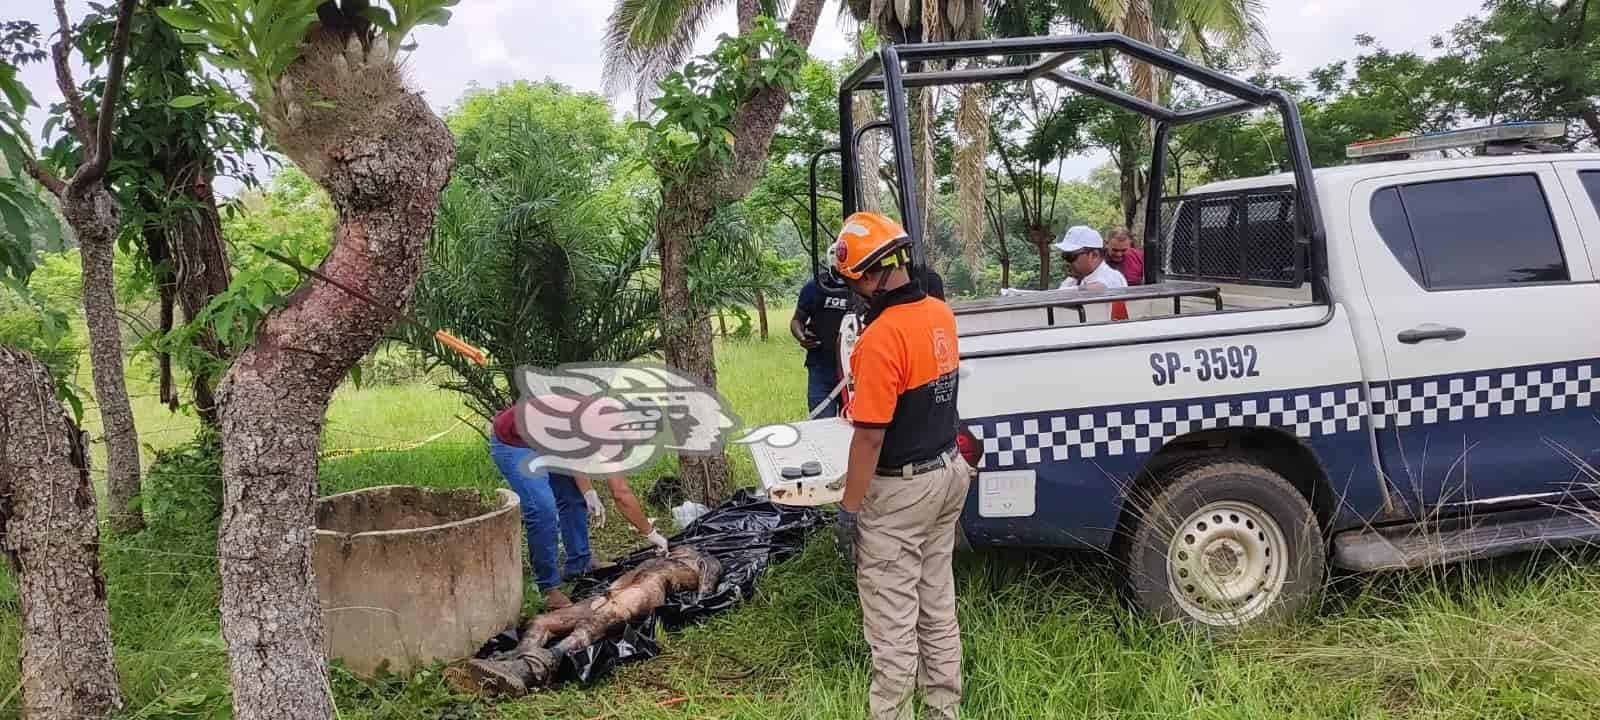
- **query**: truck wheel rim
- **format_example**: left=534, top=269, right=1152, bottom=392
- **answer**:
left=1166, top=500, right=1289, bottom=626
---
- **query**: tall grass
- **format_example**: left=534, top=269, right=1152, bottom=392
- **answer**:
left=6, top=306, right=1600, bottom=718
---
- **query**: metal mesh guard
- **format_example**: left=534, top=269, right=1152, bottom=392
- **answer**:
left=1160, top=187, right=1304, bottom=288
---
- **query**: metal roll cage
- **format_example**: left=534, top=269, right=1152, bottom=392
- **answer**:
left=808, top=32, right=1327, bottom=300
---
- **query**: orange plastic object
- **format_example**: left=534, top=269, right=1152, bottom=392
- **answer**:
left=435, top=330, right=486, bottom=366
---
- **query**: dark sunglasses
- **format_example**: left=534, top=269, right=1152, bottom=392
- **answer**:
left=1062, top=248, right=1097, bottom=261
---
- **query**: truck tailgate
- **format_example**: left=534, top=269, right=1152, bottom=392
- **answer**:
left=747, top=417, right=853, bottom=506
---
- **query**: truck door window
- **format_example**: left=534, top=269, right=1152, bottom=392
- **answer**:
left=1580, top=171, right=1600, bottom=210
left=1370, top=187, right=1424, bottom=287
left=1373, top=174, right=1569, bottom=290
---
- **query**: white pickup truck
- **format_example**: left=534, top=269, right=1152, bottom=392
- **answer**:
left=750, top=33, right=1600, bottom=628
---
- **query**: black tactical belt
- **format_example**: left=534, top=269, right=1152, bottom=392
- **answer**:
left=877, top=446, right=959, bottom=478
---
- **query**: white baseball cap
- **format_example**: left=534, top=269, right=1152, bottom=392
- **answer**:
left=1053, top=225, right=1104, bottom=253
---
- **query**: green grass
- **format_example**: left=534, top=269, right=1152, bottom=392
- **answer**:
left=7, top=307, right=1600, bottom=718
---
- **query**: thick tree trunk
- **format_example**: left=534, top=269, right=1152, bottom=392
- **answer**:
left=0, top=346, right=123, bottom=720
left=655, top=190, right=730, bottom=504
left=63, top=187, right=143, bottom=534
left=755, top=288, right=769, bottom=340
left=216, top=30, right=455, bottom=720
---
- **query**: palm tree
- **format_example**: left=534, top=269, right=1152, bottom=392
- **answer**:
left=845, top=1, right=987, bottom=266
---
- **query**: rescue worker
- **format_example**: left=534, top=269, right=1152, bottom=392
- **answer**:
left=832, top=211, right=971, bottom=720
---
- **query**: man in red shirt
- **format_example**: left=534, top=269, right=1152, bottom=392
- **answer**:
left=1106, top=226, right=1145, bottom=285
left=488, top=406, right=666, bottom=608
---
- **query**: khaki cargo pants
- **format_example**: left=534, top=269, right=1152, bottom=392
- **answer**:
left=855, top=451, right=973, bottom=720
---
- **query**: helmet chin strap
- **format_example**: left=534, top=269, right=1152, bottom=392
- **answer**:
left=858, top=249, right=911, bottom=319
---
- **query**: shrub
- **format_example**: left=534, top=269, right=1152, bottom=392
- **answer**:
left=143, top=428, right=223, bottom=536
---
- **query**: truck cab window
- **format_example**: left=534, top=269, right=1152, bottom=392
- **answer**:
left=1370, top=187, right=1424, bottom=287
left=1374, top=174, right=1568, bottom=290
left=1580, top=171, right=1600, bottom=211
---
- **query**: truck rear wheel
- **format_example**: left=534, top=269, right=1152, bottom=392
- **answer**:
left=1123, top=460, right=1324, bottom=628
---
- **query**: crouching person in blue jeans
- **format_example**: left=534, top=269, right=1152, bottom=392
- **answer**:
left=489, top=406, right=668, bottom=608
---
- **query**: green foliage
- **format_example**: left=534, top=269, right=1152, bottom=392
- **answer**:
left=142, top=426, right=224, bottom=536
left=158, top=0, right=459, bottom=107
left=637, top=16, right=807, bottom=178
left=404, top=81, right=800, bottom=418
left=745, top=58, right=844, bottom=260
left=448, top=80, right=632, bottom=172
left=1445, top=0, right=1600, bottom=144
left=0, top=53, right=66, bottom=283
left=404, top=84, right=662, bottom=418
left=0, top=269, right=83, bottom=416
left=149, top=168, right=332, bottom=381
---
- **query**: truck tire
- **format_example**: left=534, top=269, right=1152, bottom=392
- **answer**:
left=1122, top=459, right=1324, bottom=628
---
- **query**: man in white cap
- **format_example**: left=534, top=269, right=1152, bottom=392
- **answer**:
left=1054, top=225, right=1128, bottom=291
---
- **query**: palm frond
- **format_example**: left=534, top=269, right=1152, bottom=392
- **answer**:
left=602, top=0, right=733, bottom=103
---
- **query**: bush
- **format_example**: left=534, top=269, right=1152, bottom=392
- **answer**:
left=143, top=428, right=224, bottom=536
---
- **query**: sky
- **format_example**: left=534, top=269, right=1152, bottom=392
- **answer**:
left=15, top=0, right=1490, bottom=182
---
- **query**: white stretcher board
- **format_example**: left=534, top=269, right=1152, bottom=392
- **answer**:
left=747, top=417, right=854, bottom=506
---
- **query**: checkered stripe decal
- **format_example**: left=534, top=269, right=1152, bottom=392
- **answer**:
left=1370, top=361, right=1599, bottom=430
left=969, top=359, right=1600, bottom=470
left=970, top=385, right=1366, bottom=469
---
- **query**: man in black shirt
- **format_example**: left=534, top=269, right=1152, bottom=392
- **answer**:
left=791, top=272, right=852, bottom=417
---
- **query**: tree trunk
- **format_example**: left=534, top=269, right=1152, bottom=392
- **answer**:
left=1581, top=107, right=1600, bottom=143
left=755, top=288, right=769, bottom=340
left=63, top=187, right=144, bottom=534
left=0, top=345, right=123, bottom=720
left=911, top=87, right=937, bottom=264
left=157, top=270, right=177, bottom=411
left=655, top=189, right=730, bottom=504
left=216, top=30, right=455, bottom=720
left=646, top=0, right=823, bottom=506
left=1118, top=133, right=1141, bottom=230
left=1028, top=224, right=1052, bottom=290
left=954, top=85, right=986, bottom=270
left=852, top=33, right=882, bottom=214
left=165, top=159, right=233, bottom=426
left=999, top=234, right=1011, bottom=288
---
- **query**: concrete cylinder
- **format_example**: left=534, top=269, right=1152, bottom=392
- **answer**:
left=314, top=485, right=523, bottom=677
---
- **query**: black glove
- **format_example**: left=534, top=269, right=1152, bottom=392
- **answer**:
left=834, top=508, right=859, bottom=565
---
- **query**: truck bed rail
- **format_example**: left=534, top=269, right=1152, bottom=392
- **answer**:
left=953, top=281, right=1223, bottom=334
